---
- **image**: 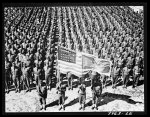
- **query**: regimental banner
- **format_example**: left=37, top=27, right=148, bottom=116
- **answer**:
left=57, top=46, right=112, bottom=77
left=94, top=58, right=112, bottom=76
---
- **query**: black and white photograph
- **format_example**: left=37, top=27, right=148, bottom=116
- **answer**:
left=3, top=3, right=146, bottom=114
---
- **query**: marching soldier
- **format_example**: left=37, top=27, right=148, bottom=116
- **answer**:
left=78, top=78, right=86, bottom=110
left=37, top=80, right=47, bottom=110
left=56, top=81, right=67, bottom=111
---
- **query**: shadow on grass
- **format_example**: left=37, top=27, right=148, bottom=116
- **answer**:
left=64, top=97, right=79, bottom=108
left=46, top=96, right=68, bottom=108
left=85, top=92, right=143, bottom=108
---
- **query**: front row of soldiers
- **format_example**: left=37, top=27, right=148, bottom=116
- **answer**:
left=54, top=70, right=102, bottom=111
left=35, top=70, right=103, bottom=111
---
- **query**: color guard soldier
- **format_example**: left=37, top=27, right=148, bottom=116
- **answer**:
left=91, top=78, right=102, bottom=110
left=78, top=79, right=86, bottom=110
left=56, top=81, right=67, bottom=111
left=90, top=70, right=97, bottom=89
left=37, top=80, right=47, bottom=110
left=67, top=72, right=73, bottom=90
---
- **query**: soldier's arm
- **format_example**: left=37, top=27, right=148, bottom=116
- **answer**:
left=78, top=85, right=81, bottom=93
left=37, top=84, right=43, bottom=96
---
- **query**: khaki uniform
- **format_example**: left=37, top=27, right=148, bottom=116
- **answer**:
left=44, top=65, right=52, bottom=90
left=37, top=82, right=47, bottom=110
left=78, top=83, right=86, bottom=110
left=122, top=66, right=131, bottom=88
left=92, top=82, right=102, bottom=110
left=11, top=64, right=20, bottom=92
left=133, top=65, right=140, bottom=88
left=5, top=60, right=11, bottom=93
left=56, top=82, right=66, bottom=110
left=112, top=66, right=121, bottom=88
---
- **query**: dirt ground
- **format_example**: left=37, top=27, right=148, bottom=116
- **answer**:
left=5, top=78, right=144, bottom=113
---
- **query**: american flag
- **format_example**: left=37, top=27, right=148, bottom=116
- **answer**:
left=57, top=46, right=112, bottom=77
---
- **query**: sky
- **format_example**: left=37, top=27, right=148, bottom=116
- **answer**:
left=129, top=6, right=143, bottom=12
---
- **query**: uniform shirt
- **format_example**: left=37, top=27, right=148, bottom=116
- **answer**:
left=23, top=66, right=30, bottom=77
left=44, top=59, right=49, bottom=66
left=133, top=66, right=140, bottom=74
left=34, top=52, right=39, bottom=59
left=26, top=59, right=31, bottom=67
left=44, top=65, right=51, bottom=76
left=15, top=61, right=21, bottom=69
left=22, top=55, right=27, bottom=63
left=133, top=41, right=137, bottom=48
left=115, top=41, right=119, bottom=48
left=34, top=67, right=42, bottom=77
left=5, top=61, right=11, bottom=70
left=18, top=53, right=22, bottom=62
left=94, top=85, right=102, bottom=96
left=113, top=67, right=120, bottom=76
left=78, top=84, right=86, bottom=95
left=11, top=65, right=19, bottom=77
left=135, top=56, right=140, bottom=65
left=127, top=56, right=134, bottom=66
left=39, top=52, right=43, bottom=60
left=37, top=84, right=47, bottom=98
left=123, top=51, right=129, bottom=59
left=139, top=51, right=144, bottom=59
left=123, top=67, right=131, bottom=76
left=119, top=47, right=123, bottom=53
left=56, top=82, right=66, bottom=95
left=38, top=60, right=42, bottom=68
